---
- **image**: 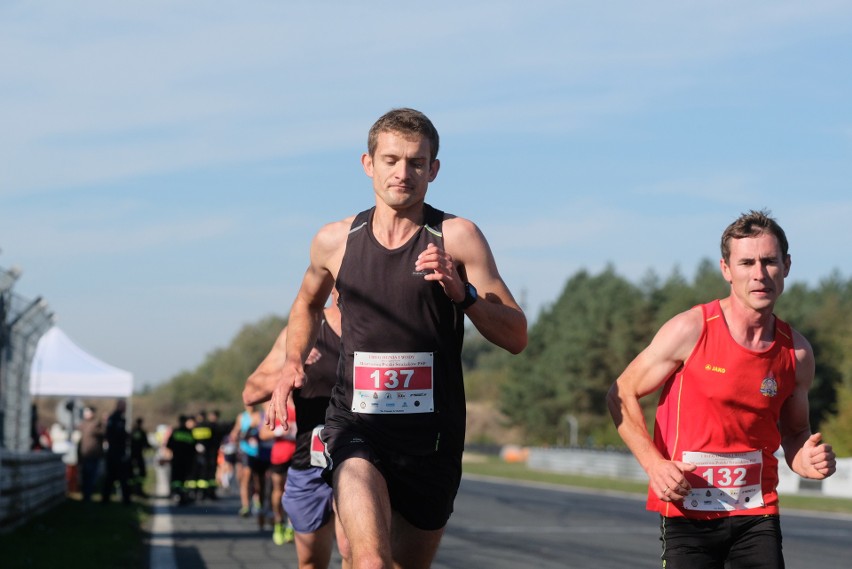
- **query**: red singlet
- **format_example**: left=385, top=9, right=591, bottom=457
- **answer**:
left=648, top=300, right=796, bottom=519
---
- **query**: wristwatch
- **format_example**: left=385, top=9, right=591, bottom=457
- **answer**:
left=455, top=282, right=478, bottom=310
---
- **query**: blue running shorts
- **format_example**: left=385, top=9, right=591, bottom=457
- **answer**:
left=283, top=467, right=334, bottom=533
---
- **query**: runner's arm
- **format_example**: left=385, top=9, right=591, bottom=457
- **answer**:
left=606, top=308, right=702, bottom=501
left=436, top=217, right=527, bottom=354
left=266, top=220, right=344, bottom=429
left=243, top=326, right=288, bottom=406
left=780, top=331, right=836, bottom=479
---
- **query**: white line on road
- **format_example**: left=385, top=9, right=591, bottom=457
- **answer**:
left=149, top=464, right=177, bottom=569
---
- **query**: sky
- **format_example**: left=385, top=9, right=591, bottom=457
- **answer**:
left=2, top=2, right=851, bottom=389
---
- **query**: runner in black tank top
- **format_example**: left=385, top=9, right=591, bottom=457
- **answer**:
left=325, top=204, right=466, bottom=457
left=263, top=108, right=528, bottom=565
left=284, top=315, right=343, bottom=562
left=242, top=304, right=345, bottom=564
left=292, top=318, right=340, bottom=469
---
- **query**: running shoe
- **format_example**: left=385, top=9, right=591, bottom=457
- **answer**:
left=273, top=522, right=286, bottom=546
left=238, top=506, right=250, bottom=518
left=283, top=524, right=295, bottom=544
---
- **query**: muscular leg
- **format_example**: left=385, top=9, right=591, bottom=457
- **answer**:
left=294, top=520, right=335, bottom=569
left=333, top=457, right=393, bottom=569
left=390, top=511, right=444, bottom=569
left=335, top=501, right=353, bottom=569
left=333, top=457, right=445, bottom=569
left=391, top=512, right=444, bottom=569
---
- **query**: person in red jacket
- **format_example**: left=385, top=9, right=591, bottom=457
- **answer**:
left=607, top=209, right=836, bottom=568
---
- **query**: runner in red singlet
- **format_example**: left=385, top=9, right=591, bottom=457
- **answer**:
left=607, top=209, right=836, bottom=569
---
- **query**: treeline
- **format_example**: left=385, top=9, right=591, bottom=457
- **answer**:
left=135, top=315, right=287, bottom=427
left=135, top=261, right=852, bottom=456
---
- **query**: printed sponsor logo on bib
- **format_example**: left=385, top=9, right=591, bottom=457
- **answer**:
left=681, top=450, right=764, bottom=512
left=310, top=425, right=328, bottom=468
left=352, top=351, right=434, bottom=414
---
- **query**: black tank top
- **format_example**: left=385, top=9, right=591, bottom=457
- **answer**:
left=326, top=204, right=466, bottom=455
left=292, top=319, right=340, bottom=469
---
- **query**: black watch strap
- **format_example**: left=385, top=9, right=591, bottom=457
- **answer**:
left=456, top=282, right=478, bottom=310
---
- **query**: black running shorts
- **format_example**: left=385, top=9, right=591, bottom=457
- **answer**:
left=323, top=424, right=462, bottom=531
left=660, top=514, right=784, bottom=569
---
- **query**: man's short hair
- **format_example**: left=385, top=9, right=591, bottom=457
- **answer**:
left=367, top=108, right=440, bottom=162
left=720, top=209, right=789, bottom=263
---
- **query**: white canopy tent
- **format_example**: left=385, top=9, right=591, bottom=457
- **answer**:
left=29, top=326, right=133, bottom=398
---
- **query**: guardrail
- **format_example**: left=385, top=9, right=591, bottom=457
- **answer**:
left=0, top=450, right=66, bottom=533
left=527, top=446, right=646, bottom=482
left=525, top=447, right=852, bottom=499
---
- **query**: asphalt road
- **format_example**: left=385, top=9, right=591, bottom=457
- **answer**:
left=153, top=468, right=852, bottom=568
left=434, top=475, right=852, bottom=569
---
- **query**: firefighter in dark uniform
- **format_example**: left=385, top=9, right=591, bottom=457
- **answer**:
left=204, top=409, right=227, bottom=499
left=191, top=410, right=217, bottom=500
left=166, top=414, right=196, bottom=505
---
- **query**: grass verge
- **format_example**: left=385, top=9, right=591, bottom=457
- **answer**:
left=0, top=495, right=149, bottom=569
left=0, top=461, right=155, bottom=569
left=463, top=454, right=852, bottom=516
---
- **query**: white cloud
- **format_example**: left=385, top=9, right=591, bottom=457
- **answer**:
left=633, top=174, right=763, bottom=206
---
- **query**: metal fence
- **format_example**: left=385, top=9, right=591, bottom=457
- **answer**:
left=0, top=264, right=60, bottom=533
left=526, top=447, right=852, bottom=499
left=0, top=449, right=65, bottom=533
left=0, top=264, right=54, bottom=452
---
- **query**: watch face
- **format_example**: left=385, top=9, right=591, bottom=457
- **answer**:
left=467, top=283, right=477, bottom=300
left=459, top=282, right=477, bottom=309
